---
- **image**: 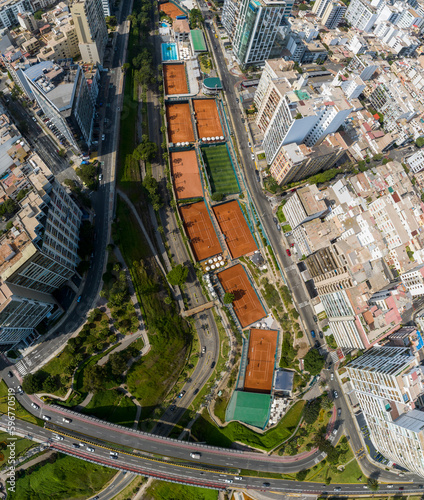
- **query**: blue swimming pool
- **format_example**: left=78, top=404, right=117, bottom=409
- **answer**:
left=160, top=22, right=168, bottom=27
left=161, top=42, right=178, bottom=61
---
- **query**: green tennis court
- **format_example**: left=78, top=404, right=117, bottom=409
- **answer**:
left=202, top=145, right=239, bottom=195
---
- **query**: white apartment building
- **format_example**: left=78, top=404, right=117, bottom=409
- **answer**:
left=24, top=60, right=97, bottom=151
left=407, top=150, right=424, bottom=174
left=345, top=0, right=378, bottom=32
left=0, top=0, right=33, bottom=30
left=400, top=265, right=424, bottom=297
left=70, top=0, right=108, bottom=65
left=368, top=194, right=418, bottom=252
left=347, top=346, right=424, bottom=477
left=260, top=81, right=352, bottom=163
left=222, top=0, right=292, bottom=68
left=321, top=1, right=347, bottom=28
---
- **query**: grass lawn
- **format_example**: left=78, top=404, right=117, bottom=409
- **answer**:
left=0, top=431, right=35, bottom=470
left=82, top=389, right=137, bottom=427
left=8, top=452, right=116, bottom=500
left=202, top=145, right=239, bottom=195
left=0, top=381, right=41, bottom=426
left=191, top=400, right=304, bottom=451
left=115, top=197, right=191, bottom=420
left=276, top=204, right=286, bottom=223
left=144, top=480, right=218, bottom=500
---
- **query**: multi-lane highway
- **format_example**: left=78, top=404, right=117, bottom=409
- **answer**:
left=1, top=404, right=422, bottom=496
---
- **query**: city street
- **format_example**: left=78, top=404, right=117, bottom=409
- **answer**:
left=9, top=0, right=133, bottom=379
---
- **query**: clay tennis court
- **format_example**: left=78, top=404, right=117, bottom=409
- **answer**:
left=159, top=1, right=184, bottom=19
left=171, top=150, right=202, bottom=200
left=217, top=264, right=266, bottom=328
left=244, top=329, right=278, bottom=393
left=180, top=201, right=222, bottom=261
left=213, top=201, right=257, bottom=259
left=193, top=99, right=223, bottom=138
left=164, top=63, right=188, bottom=95
left=166, top=103, right=195, bottom=143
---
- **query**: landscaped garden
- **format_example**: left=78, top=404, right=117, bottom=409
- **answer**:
left=145, top=480, right=218, bottom=500
left=114, top=196, right=192, bottom=422
left=0, top=430, right=35, bottom=470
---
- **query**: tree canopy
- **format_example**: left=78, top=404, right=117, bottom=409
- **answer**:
left=133, top=135, right=157, bottom=163
left=304, top=348, right=325, bottom=375
left=223, top=292, right=235, bottom=304
left=167, top=264, right=189, bottom=286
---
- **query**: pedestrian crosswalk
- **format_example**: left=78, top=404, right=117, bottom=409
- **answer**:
left=329, top=351, right=340, bottom=363
left=298, top=301, right=309, bottom=308
left=15, top=358, right=33, bottom=377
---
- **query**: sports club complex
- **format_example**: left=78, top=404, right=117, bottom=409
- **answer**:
left=162, top=9, right=289, bottom=429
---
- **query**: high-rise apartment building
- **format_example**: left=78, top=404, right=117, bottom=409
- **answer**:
left=222, top=0, right=292, bottom=68
left=347, top=345, right=424, bottom=477
left=70, top=0, right=108, bottom=64
left=0, top=0, right=33, bottom=30
left=24, top=60, right=98, bottom=152
left=312, top=0, right=346, bottom=28
left=259, top=81, right=352, bottom=164
left=0, top=148, right=82, bottom=350
left=321, top=1, right=347, bottom=28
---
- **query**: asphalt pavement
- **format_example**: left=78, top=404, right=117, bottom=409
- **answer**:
left=2, top=412, right=422, bottom=495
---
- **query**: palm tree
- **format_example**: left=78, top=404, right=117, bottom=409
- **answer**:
left=321, top=396, right=334, bottom=410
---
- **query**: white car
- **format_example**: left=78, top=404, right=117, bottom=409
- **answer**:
left=102, top=134, right=106, bottom=141
left=87, top=447, right=95, bottom=452
left=63, top=417, right=72, bottom=424
left=42, top=415, right=51, bottom=421
left=98, top=173, right=103, bottom=181
left=251, top=154, right=255, bottom=160
left=31, top=402, right=40, bottom=410
left=53, top=434, right=64, bottom=441
left=110, top=451, right=118, bottom=457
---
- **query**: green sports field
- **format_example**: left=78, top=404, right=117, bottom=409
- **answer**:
left=202, top=145, right=239, bottom=195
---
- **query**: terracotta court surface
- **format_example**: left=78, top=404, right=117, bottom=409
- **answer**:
left=164, top=63, right=188, bottom=95
left=213, top=201, right=257, bottom=258
left=217, top=264, right=266, bottom=328
left=159, top=2, right=184, bottom=19
left=244, top=329, right=278, bottom=393
left=166, top=103, right=195, bottom=143
left=171, top=150, right=202, bottom=200
left=193, top=99, right=223, bottom=138
left=180, top=201, right=222, bottom=261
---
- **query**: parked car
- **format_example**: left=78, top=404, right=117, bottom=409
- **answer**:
left=313, top=315, right=318, bottom=323
left=319, top=331, right=323, bottom=339
left=286, top=249, right=291, bottom=257
left=333, top=390, right=339, bottom=399
left=170, top=405, right=176, bottom=412
left=310, top=330, right=316, bottom=338
left=337, top=408, right=342, bottom=417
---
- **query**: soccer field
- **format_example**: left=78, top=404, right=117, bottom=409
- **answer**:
left=202, top=145, right=239, bottom=195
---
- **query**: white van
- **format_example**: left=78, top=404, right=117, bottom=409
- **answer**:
left=190, top=452, right=201, bottom=459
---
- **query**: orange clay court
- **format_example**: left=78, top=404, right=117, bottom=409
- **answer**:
left=217, top=264, right=266, bottom=328
left=213, top=201, right=257, bottom=259
left=163, top=63, right=188, bottom=95
left=166, top=103, right=195, bottom=143
left=193, top=99, right=223, bottom=138
left=180, top=201, right=222, bottom=261
left=159, top=2, right=184, bottom=19
left=244, top=329, right=278, bottom=393
left=171, top=150, right=203, bottom=200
